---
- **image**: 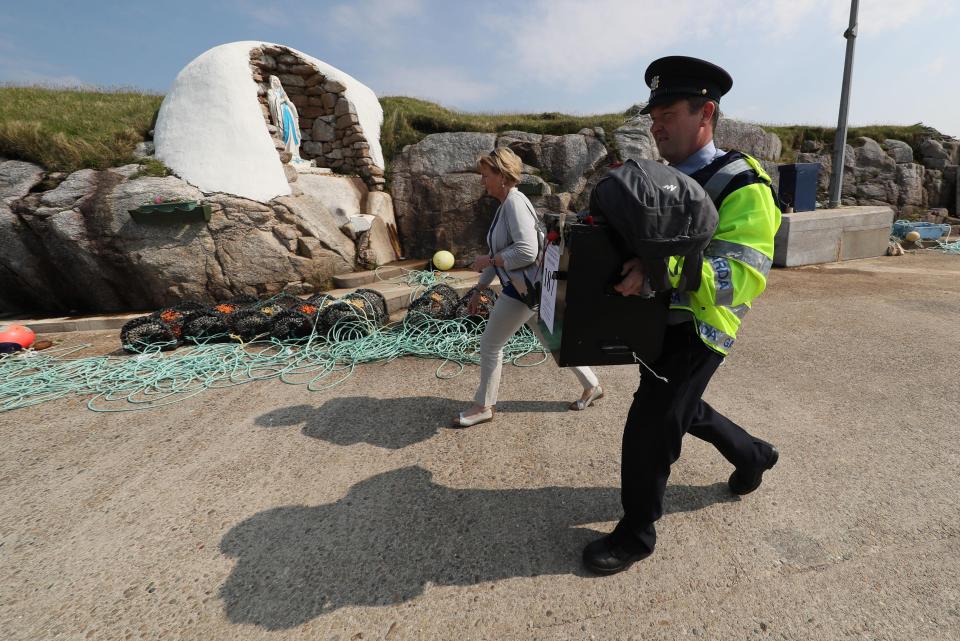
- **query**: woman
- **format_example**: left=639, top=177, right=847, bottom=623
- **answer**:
left=453, top=147, right=603, bottom=427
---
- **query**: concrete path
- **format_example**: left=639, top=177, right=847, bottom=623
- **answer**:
left=1, top=253, right=958, bottom=640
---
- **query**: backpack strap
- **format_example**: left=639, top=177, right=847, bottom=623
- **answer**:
left=692, top=151, right=772, bottom=209
left=518, top=196, right=546, bottom=257
left=702, top=157, right=753, bottom=203
left=678, top=252, right=704, bottom=293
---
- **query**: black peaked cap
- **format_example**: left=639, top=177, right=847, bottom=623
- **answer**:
left=640, top=56, right=732, bottom=114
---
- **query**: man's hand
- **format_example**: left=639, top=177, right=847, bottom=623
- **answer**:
left=614, top=257, right=647, bottom=296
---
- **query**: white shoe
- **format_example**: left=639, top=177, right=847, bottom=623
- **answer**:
left=569, top=385, right=603, bottom=411
left=451, top=406, right=494, bottom=427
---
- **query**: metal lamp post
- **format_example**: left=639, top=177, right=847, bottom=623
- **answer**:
left=828, top=0, right=860, bottom=208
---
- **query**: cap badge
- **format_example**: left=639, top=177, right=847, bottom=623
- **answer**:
left=651, top=75, right=660, bottom=90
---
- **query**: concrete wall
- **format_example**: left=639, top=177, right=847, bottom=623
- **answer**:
left=774, top=205, right=895, bottom=267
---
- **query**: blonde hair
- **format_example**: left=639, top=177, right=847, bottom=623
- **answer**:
left=477, top=147, right=523, bottom=185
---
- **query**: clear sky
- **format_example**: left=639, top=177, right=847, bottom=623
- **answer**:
left=1, top=1, right=957, bottom=138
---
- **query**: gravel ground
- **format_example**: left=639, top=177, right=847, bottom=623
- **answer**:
left=1, top=252, right=958, bottom=641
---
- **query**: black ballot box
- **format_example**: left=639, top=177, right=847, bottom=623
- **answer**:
left=777, top=162, right=821, bottom=212
left=528, top=215, right=669, bottom=367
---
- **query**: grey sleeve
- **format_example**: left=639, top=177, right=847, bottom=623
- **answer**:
left=477, top=265, right=496, bottom=287
left=497, top=195, right=539, bottom=271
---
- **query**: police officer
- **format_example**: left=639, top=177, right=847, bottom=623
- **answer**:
left=583, top=56, right=782, bottom=575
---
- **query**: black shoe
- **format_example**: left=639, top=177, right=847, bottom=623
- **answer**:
left=582, top=524, right=653, bottom=575
left=728, top=446, right=779, bottom=495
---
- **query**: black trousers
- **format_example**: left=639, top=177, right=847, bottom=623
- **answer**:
left=621, top=322, right=771, bottom=551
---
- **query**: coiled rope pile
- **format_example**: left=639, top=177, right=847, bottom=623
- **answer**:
left=934, top=238, right=960, bottom=254
left=0, top=273, right=545, bottom=414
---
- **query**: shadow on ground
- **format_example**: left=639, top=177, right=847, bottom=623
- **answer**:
left=255, top=397, right=570, bottom=449
left=219, top=466, right=736, bottom=629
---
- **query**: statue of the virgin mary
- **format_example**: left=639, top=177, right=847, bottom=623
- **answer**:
left=267, top=75, right=305, bottom=164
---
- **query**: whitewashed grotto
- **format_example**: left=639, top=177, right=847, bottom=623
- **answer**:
left=0, top=42, right=398, bottom=314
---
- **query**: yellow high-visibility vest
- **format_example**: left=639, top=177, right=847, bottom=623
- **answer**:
left=668, top=152, right=782, bottom=355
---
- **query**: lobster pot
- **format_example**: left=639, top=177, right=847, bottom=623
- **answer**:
left=227, top=309, right=276, bottom=342
left=306, top=293, right=337, bottom=309
left=211, top=294, right=258, bottom=316
left=120, top=316, right=178, bottom=352
left=150, top=302, right=205, bottom=341
left=181, top=311, right=230, bottom=342
left=454, top=286, right=497, bottom=321
left=254, top=300, right=288, bottom=318
left=406, top=283, right=460, bottom=322
left=352, top=288, right=389, bottom=324
left=305, top=294, right=338, bottom=334
left=262, top=292, right=303, bottom=311
left=211, top=294, right=257, bottom=316
left=321, top=297, right=379, bottom=337
left=270, top=309, right=317, bottom=340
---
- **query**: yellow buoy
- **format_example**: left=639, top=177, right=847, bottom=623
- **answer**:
left=904, top=230, right=921, bottom=242
left=432, top=250, right=455, bottom=271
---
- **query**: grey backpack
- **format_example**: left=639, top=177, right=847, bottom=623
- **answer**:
left=588, top=158, right=718, bottom=292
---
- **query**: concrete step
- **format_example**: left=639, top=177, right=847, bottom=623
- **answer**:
left=8, top=311, right=148, bottom=334
left=332, top=258, right=429, bottom=288
left=326, top=270, right=483, bottom=314
left=333, top=266, right=404, bottom=288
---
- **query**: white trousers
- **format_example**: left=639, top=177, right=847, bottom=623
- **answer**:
left=474, top=293, right=598, bottom=407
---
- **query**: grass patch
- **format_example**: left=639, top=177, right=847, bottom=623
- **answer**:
left=1, top=85, right=943, bottom=176
left=0, top=85, right=162, bottom=173
left=131, top=157, right=171, bottom=178
left=380, top=96, right=627, bottom=161
left=762, top=123, right=939, bottom=155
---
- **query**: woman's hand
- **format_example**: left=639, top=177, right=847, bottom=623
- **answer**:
left=471, top=255, right=499, bottom=272
left=467, top=291, right=482, bottom=315
left=614, top=257, right=647, bottom=296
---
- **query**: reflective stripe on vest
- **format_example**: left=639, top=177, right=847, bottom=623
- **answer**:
left=673, top=287, right=747, bottom=317
left=706, top=256, right=734, bottom=306
left=673, top=285, right=749, bottom=319
left=701, top=159, right=751, bottom=203
left=698, top=319, right=736, bottom=352
left=727, top=303, right=750, bottom=319
left=706, top=239, right=773, bottom=276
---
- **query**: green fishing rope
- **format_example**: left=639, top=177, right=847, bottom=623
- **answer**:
left=934, top=238, right=960, bottom=254
left=0, top=316, right=547, bottom=414
left=374, top=265, right=465, bottom=302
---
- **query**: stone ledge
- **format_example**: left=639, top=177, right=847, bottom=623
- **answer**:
left=326, top=271, right=487, bottom=314
left=16, top=312, right=146, bottom=334
left=12, top=274, right=497, bottom=334
left=332, top=261, right=473, bottom=288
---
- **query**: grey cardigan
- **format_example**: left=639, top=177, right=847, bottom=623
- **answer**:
left=478, top=188, right=541, bottom=288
